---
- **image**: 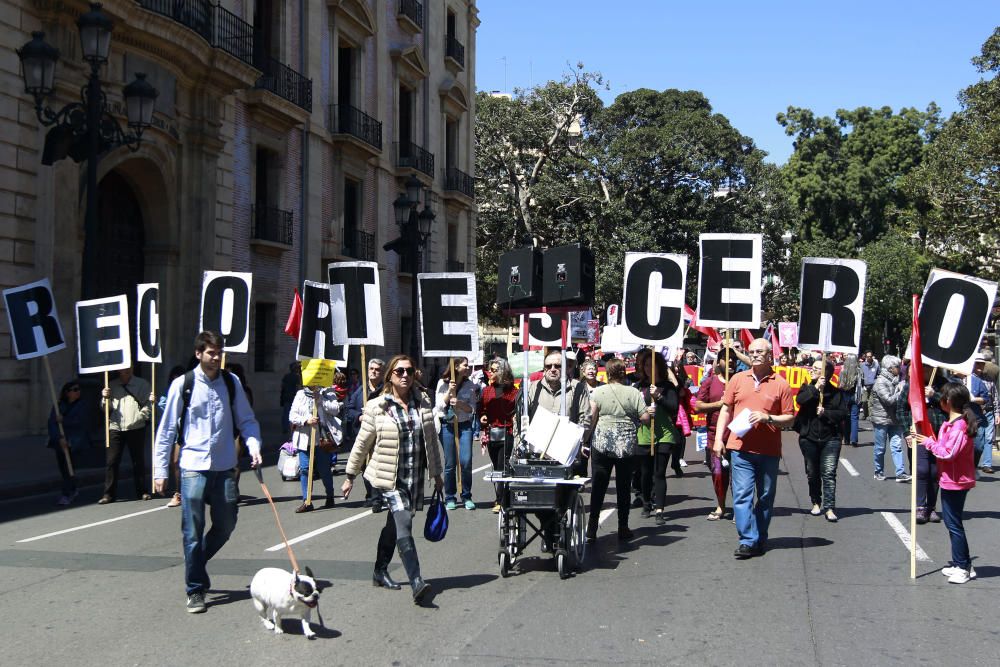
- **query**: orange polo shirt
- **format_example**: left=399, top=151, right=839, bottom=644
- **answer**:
left=721, top=369, right=794, bottom=457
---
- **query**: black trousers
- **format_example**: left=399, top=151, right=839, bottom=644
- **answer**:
left=103, top=428, right=147, bottom=499
left=588, top=451, right=634, bottom=531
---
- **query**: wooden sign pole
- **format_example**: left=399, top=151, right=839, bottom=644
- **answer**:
left=819, top=350, right=826, bottom=407
left=306, top=393, right=318, bottom=506
left=104, top=371, right=110, bottom=449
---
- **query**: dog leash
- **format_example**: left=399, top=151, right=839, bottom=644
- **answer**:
left=253, top=466, right=301, bottom=574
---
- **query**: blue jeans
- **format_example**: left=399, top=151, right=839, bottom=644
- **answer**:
left=939, top=488, right=971, bottom=570
left=298, top=449, right=334, bottom=501
left=730, top=450, right=780, bottom=547
left=873, top=424, right=906, bottom=477
left=845, top=394, right=860, bottom=445
left=977, top=412, right=994, bottom=468
left=180, top=469, right=238, bottom=595
left=440, top=421, right=473, bottom=502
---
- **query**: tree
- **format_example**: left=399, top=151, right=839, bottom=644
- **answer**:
left=858, top=231, right=931, bottom=354
left=903, top=27, right=1000, bottom=280
left=777, top=104, right=940, bottom=250
left=592, top=88, right=794, bottom=310
left=474, top=65, right=605, bottom=322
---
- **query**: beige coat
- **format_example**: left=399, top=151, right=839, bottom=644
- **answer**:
left=345, top=393, right=443, bottom=491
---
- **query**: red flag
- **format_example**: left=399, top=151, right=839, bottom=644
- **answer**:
left=908, top=294, right=933, bottom=437
left=684, top=304, right=722, bottom=348
left=740, top=328, right=755, bottom=349
left=767, top=324, right=784, bottom=361
left=284, top=288, right=303, bottom=340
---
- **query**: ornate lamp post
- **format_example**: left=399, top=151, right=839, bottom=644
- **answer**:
left=389, top=174, right=435, bottom=361
left=17, top=3, right=158, bottom=299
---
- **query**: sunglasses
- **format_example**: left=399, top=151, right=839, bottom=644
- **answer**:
left=392, top=367, right=415, bottom=377
left=544, top=363, right=562, bottom=369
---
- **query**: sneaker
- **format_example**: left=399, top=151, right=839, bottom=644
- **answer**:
left=166, top=493, right=181, bottom=508
left=654, top=512, right=666, bottom=526
left=915, top=508, right=929, bottom=525
left=294, top=502, right=314, bottom=513
left=678, top=459, right=688, bottom=467
left=186, top=592, right=207, bottom=613
left=929, top=511, right=942, bottom=523
left=464, top=499, right=476, bottom=511
left=734, top=544, right=754, bottom=560
left=97, top=495, right=113, bottom=505
left=810, top=504, right=822, bottom=516
left=947, top=568, right=972, bottom=584
left=445, top=500, right=457, bottom=511
left=896, top=473, right=912, bottom=483
left=56, top=495, right=71, bottom=506
left=873, top=473, right=886, bottom=481
left=980, top=466, right=994, bottom=474
left=942, top=565, right=976, bottom=580
left=824, top=509, right=838, bottom=523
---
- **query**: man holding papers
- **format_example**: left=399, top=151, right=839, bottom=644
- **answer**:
left=713, top=338, right=794, bottom=559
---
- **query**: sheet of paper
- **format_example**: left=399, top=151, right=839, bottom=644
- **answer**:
left=728, top=408, right=753, bottom=438
left=525, top=405, right=559, bottom=454
left=545, top=417, right=585, bottom=466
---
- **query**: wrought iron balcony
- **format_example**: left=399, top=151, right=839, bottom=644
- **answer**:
left=254, top=54, right=313, bottom=112
left=397, top=0, right=423, bottom=30
left=446, top=260, right=465, bottom=272
left=342, top=229, right=375, bottom=262
left=329, top=104, right=382, bottom=151
left=445, top=35, right=465, bottom=69
left=137, top=1, right=255, bottom=67
left=395, top=141, right=434, bottom=177
left=444, top=167, right=474, bottom=199
left=252, top=205, right=293, bottom=246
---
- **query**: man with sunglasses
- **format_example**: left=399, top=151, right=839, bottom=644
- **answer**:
left=514, top=351, right=592, bottom=463
left=713, top=339, right=794, bottom=559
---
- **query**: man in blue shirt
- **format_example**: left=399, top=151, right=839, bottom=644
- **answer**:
left=860, top=350, right=880, bottom=420
left=154, top=331, right=262, bottom=614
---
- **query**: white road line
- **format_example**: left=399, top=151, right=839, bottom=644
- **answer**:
left=840, top=458, right=860, bottom=477
left=17, top=505, right=170, bottom=544
left=880, top=511, right=931, bottom=562
left=598, top=508, right=615, bottom=525
left=267, top=463, right=499, bottom=551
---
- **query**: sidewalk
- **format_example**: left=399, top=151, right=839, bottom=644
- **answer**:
left=0, top=407, right=286, bottom=502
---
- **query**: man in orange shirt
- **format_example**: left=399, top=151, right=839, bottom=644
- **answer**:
left=713, top=338, right=795, bottom=559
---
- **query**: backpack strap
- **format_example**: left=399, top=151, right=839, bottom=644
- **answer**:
left=568, top=380, right=586, bottom=423
left=176, top=369, right=239, bottom=446
left=527, top=380, right=545, bottom=420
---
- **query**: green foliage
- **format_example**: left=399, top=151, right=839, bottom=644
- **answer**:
left=858, top=231, right=931, bottom=353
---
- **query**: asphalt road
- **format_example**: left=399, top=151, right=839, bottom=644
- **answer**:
left=1, top=428, right=998, bottom=666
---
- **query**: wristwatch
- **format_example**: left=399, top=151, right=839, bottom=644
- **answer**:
left=767, top=414, right=773, bottom=424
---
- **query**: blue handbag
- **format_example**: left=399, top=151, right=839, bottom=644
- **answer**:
left=424, top=489, right=449, bottom=542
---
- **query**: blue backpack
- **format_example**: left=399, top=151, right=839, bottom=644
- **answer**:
left=423, top=489, right=449, bottom=542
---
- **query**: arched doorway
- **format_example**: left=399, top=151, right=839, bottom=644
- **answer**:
left=88, top=170, right=146, bottom=300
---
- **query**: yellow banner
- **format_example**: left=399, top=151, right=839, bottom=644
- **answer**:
left=300, top=358, right=336, bottom=386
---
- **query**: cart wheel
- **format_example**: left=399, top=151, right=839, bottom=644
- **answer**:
left=497, top=506, right=506, bottom=539
left=570, top=493, right=587, bottom=568
left=557, top=550, right=569, bottom=579
left=499, top=550, right=510, bottom=578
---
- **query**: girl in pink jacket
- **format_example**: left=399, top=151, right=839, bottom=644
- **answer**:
left=914, top=382, right=978, bottom=584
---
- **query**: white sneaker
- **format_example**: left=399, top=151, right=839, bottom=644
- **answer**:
left=947, top=569, right=972, bottom=584
left=678, top=459, right=688, bottom=467
left=942, top=566, right=976, bottom=580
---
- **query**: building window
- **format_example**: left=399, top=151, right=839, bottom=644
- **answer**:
left=398, top=85, right=413, bottom=148
left=338, top=45, right=354, bottom=107
left=445, top=118, right=458, bottom=170
left=254, top=302, right=276, bottom=372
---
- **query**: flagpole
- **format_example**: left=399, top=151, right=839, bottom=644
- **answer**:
left=910, top=294, right=921, bottom=579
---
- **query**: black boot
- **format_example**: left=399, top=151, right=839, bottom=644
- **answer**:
left=397, top=537, right=431, bottom=604
left=373, top=524, right=401, bottom=590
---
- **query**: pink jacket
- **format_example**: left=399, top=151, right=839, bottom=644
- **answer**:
left=924, top=418, right=977, bottom=491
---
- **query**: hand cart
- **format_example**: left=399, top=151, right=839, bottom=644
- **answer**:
left=485, top=471, right=589, bottom=580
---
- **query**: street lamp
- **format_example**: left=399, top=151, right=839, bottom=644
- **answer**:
left=386, top=174, right=435, bottom=361
left=17, top=3, right=158, bottom=299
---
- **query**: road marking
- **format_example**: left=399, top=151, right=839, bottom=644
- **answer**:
left=267, top=463, right=498, bottom=551
left=17, top=505, right=170, bottom=544
left=598, top=508, right=615, bottom=525
left=880, top=511, right=931, bottom=562
left=840, top=458, right=860, bottom=477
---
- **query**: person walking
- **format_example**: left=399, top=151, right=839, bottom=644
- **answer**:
left=153, top=332, right=262, bottom=614
left=860, top=351, right=880, bottom=420
left=969, top=356, right=994, bottom=472
left=47, top=379, right=90, bottom=505
left=289, top=383, right=342, bottom=512
left=435, top=357, right=478, bottom=510
left=714, top=339, right=795, bottom=559
left=478, top=358, right=518, bottom=512
left=839, top=354, right=862, bottom=447
left=912, top=382, right=979, bottom=584
left=794, top=359, right=847, bottom=522
left=342, top=355, right=444, bottom=604
left=587, top=358, right=649, bottom=540
left=695, top=356, right=734, bottom=520
left=100, top=366, right=154, bottom=504
left=870, top=355, right=909, bottom=482
left=634, top=350, right=682, bottom=525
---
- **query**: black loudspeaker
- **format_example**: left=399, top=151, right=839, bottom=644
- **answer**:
left=542, top=243, right=594, bottom=306
left=496, top=246, right=543, bottom=308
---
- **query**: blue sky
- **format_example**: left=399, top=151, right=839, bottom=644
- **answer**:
left=475, top=1, right=997, bottom=164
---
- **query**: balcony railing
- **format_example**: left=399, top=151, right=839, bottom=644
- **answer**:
left=395, top=141, right=434, bottom=177
left=445, top=35, right=465, bottom=68
left=342, top=229, right=375, bottom=262
left=328, top=104, right=382, bottom=151
left=446, top=260, right=465, bottom=272
left=137, top=1, right=255, bottom=67
left=255, top=54, right=313, bottom=112
left=252, top=205, right=293, bottom=245
left=444, top=167, right=474, bottom=199
left=398, top=0, right=423, bottom=30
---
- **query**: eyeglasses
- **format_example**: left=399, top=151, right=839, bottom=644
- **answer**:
left=392, top=367, right=415, bottom=377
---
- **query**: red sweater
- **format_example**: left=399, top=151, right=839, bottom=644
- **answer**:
left=478, top=384, right=518, bottom=430
left=925, top=417, right=977, bottom=491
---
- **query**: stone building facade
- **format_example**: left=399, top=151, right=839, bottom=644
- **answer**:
left=0, top=0, right=478, bottom=438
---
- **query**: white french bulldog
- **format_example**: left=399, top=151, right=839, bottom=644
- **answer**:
left=250, top=566, right=322, bottom=639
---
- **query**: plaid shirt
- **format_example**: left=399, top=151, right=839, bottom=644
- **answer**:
left=898, top=382, right=949, bottom=436
left=385, top=397, right=421, bottom=509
